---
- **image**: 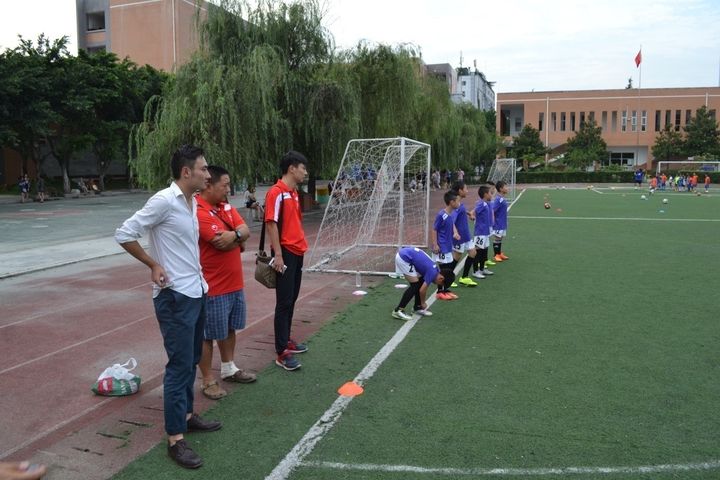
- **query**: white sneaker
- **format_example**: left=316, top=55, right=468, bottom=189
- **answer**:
left=472, top=271, right=486, bottom=279
left=392, top=309, right=413, bottom=321
left=414, top=308, right=433, bottom=316
left=482, top=269, right=494, bottom=275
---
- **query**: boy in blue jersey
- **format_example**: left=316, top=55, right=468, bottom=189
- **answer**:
left=392, top=247, right=452, bottom=320
left=490, top=181, right=510, bottom=263
left=471, top=185, right=494, bottom=279
left=451, top=181, right=478, bottom=287
left=432, top=190, right=460, bottom=300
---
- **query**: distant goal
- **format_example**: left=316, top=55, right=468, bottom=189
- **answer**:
left=305, top=137, right=431, bottom=276
left=486, top=158, right=517, bottom=201
left=657, top=160, right=720, bottom=174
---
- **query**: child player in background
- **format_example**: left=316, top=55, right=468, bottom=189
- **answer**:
left=391, top=247, right=452, bottom=320
left=490, top=181, right=510, bottom=263
left=433, top=190, right=460, bottom=300
left=451, top=181, right=479, bottom=287
left=471, top=184, right=494, bottom=279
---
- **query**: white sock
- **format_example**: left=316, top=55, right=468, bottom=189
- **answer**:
left=220, top=361, right=239, bottom=378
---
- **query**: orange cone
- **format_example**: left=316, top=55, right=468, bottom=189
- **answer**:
left=337, top=381, right=364, bottom=397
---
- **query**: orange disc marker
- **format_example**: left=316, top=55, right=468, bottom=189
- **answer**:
left=337, top=381, right=364, bottom=397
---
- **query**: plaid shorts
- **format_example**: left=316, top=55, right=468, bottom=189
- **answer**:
left=204, top=290, right=246, bottom=340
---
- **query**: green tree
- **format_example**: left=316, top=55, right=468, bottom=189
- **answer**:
left=511, top=124, right=548, bottom=163
left=565, top=119, right=608, bottom=169
left=651, top=124, right=685, bottom=161
left=683, top=106, right=720, bottom=158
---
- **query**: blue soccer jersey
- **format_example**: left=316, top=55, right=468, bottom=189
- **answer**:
left=433, top=209, right=455, bottom=253
left=454, top=202, right=472, bottom=243
left=473, top=200, right=492, bottom=236
left=399, top=247, right=440, bottom=285
left=492, top=195, right=508, bottom=230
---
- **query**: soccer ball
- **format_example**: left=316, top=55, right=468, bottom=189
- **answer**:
left=641, top=195, right=647, bottom=200
left=544, top=202, right=551, bottom=209
left=662, top=198, right=668, bottom=204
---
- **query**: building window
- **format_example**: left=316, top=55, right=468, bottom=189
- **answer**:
left=538, top=112, right=544, bottom=132
left=461, top=81, right=466, bottom=86
left=87, top=11, right=105, bottom=31
left=655, top=110, right=661, bottom=132
left=611, top=111, right=617, bottom=132
left=607, top=152, right=635, bottom=167
left=551, top=112, right=557, bottom=131
left=589, top=111, right=595, bottom=123
left=579, top=111, right=585, bottom=128
left=560, top=112, right=566, bottom=131
left=641, top=110, right=647, bottom=132
left=601, top=111, right=607, bottom=131
left=686, top=109, right=692, bottom=125
left=675, top=110, right=681, bottom=131
left=665, top=110, right=671, bottom=129
left=514, top=118, right=522, bottom=132
left=710, top=109, right=717, bottom=121
left=570, top=112, right=576, bottom=131
left=621, top=110, right=627, bottom=132
left=86, top=45, right=106, bottom=54
left=631, top=110, right=637, bottom=132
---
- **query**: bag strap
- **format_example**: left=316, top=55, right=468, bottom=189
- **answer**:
left=120, top=358, right=137, bottom=371
left=259, top=186, right=284, bottom=254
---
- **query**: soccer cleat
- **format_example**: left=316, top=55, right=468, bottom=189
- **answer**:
left=482, top=269, right=494, bottom=275
left=445, top=291, right=459, bottom=300
left=275, top=351, right=301, bottom=371
left=436, top=292, right=452, bottom=301
left=392, top=309, right=413, bottom=321
left=493, top=254, right=504, bottom=262
left=450, top=282, right=458, bottom=288
left=287, top=339, right=308, bottom=354
left=458, top=277, right=478, bottom=287
left=499, top=253, right=509, bottom=260
left=471, top=271, right=486, bottom=279
left=413, top=308, right=433, bottom=316
left=485, top=258, right=496, bottom=266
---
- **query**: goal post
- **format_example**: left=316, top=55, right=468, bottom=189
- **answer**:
left=486, top=158, right=517, bottom=201
left=656, top=160, right=720, bottom=174
left=305, top=137, right=431, bottom=276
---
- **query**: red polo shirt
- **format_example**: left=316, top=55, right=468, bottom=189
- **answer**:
left=264, top=180, right=308, bottom=256
left=196, top=195, right=245, bottom=296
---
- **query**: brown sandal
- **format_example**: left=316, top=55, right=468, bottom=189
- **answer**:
left=222, top=369, right=257, bottom=384
left=201, top=380, right=227, bottom=400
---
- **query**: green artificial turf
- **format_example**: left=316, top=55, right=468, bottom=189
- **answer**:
left=115, top=187, right=720, bottom=479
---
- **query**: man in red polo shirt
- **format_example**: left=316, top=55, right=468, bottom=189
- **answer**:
left=196, top=165, right=256, bottom=400
left=265, top=151, right=309, bottom=371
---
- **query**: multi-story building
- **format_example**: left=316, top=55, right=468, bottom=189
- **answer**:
left=497, top=87, right=720, bottom=168
left=76, top=0, right=207, bottom=71
left=425, top=63, right=457, bottom=95
left=455, top=67, right=495, bottom=111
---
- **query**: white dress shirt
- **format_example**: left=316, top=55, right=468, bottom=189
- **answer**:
left=115, top=182, right=208, bottom=298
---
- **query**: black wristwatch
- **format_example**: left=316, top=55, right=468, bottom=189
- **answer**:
left=235, top=229, right=243, bottom=242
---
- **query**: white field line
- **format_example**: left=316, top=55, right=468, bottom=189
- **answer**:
left=265, top=189, right=527, bottom=480
left=511, top=215, right=720, bottom=222
left=300, top=459, right=720, bottom=477
left=591, top=188, right=604, bottom=194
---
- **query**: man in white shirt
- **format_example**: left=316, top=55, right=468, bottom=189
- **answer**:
left=115, top=145, right=220, bottom=469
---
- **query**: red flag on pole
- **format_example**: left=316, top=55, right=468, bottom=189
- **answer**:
left=635, top=49, right=642, bottom=68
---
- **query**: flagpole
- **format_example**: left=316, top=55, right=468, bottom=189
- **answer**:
left=636, top=45, right=641, bottom=169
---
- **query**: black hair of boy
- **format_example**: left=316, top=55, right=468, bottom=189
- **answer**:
left=478, top=185, right=490, bottom=198
left=280, top=150, right=308, bottom=175
left=451, top=180, right=466, bottom=193
left=171, top=144, right=204, bottom=180
left=443, top=190, right=458, bottom=205
left=207, top=165, right=230, bottom=184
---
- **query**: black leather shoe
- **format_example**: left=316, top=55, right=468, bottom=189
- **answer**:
left=186, top=413, right=222, bottom=432
left=168, top=439, right=203, bottom=469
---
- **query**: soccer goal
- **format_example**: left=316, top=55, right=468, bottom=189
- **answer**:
left=486, top=157, right=517, bottom=201
left=656, top=160, right=720, bottom=174
left=305, top=137, right=431, bottom=276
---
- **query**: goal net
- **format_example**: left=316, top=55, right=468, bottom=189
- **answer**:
left=656, top=160, right=720, bottom=174
left=486, top=158, right=517, bottom=201
left=305, top=137, right=431, bottom=276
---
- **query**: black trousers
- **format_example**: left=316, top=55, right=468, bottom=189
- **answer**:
left=274, top=248, right=304, bottom=354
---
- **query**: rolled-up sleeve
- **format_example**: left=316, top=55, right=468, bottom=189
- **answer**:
left=115, top=194, right=170, bottom=244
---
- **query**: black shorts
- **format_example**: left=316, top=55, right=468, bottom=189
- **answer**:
left=245, top=200, right=256, bottom=208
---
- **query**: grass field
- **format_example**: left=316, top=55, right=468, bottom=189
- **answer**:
left=115, top=186, right=720, bottom=479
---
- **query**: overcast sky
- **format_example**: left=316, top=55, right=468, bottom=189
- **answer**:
left=1, top=0, right=719, bottom=93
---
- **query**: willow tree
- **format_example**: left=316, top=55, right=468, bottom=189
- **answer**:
left=130, top=0, right=357, bottom=190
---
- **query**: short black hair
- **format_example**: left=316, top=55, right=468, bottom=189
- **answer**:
left=451, top=180, right=466, bottom=193
left=171, top=144, right=204, bottom=180
left=280, top=150, right=308, bottom=175
left=495, top=180, right=507, bottom=190
left=478, top=185, right=490, bottom=198
left=207, top=165, right=230, bottom=184
left=443, top=190, right=458, bottom=205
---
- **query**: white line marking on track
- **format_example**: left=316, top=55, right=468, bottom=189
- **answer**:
left=511, top=215, right=720, bottom=222
left=300, top=459, right=720, bottom=476
left=591, top=188, right=604, bottom=194
left=265, top=189, right=527, bottom=480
